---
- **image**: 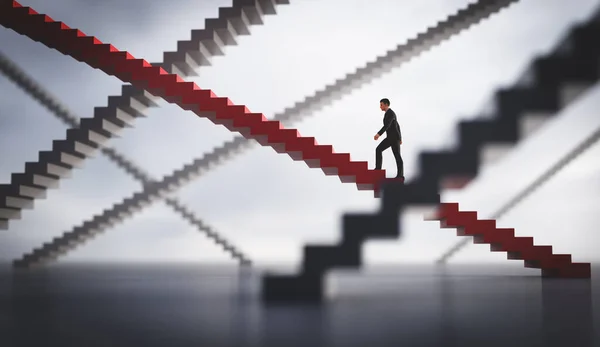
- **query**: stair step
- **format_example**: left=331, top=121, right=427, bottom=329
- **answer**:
left=0, top=206, right=20, bottom=219
left=233, top=0, right=265, bottom=25
left=440, top=208, right=473, bottom=226
left=205, top=17, right=237, bottom=46
left=284, top=136, right=318, bottom=160
left=79, top=117, right=125, bottom=138
left=533, top=55, right=599, bottom=88
left=507, top=245, right=553, bottom=260
left=420, top=151, right=479, bottom=190
left=524, top=254, right=573, bottom=269
left=472, top=228, right=515, bottom=243
left=218, top=6, right=251, bottom=36
left=173, top=41, right=212, bottom=68
left=39, top=150, right=84, bottom=168
left=66, top=128, right=110, bottom=148
left=190, top=29, right=225, bottom=56
left=302, top=244, right=360, bottom=273
left=430, top=203, right=460, bottom=220
left=25, top=161, right=71, bottom=179
left=262, top=274, right=324, bottom=303
left=120, top=85, right=159, bottom=107
left=2, top=195, right=34, bottom=209
left=106, top=94, right=151, bottom=119
left=541, top=262, right=591, bottom=278
left=12, top=172, right=58, bottom=189
left=95, top=105, right=135, bottom=127
left=458, top=219, right=495, bottom=236
left=258, top=0, right=277, bottom=15
left=458, top=119, right=515, bottom=150
left=161, top=52, right=199, bottom=76
left=0, top=183, right=46, bottom=199
left=53, top=139, right=96, bottom=158
left=490, top=236, right=534, bottom=252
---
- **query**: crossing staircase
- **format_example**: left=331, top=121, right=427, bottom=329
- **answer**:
left=5, top=0, right=529, bottom=268
left=0, top=0, right=388, bottom=268
left=418, top=8, right=600, bottom=190
left=0, top=0, right=289, bottom=230
left=1, top=0, right=596, bottom=302
left=3, top=0, right=525, bottom=267
left=0, top=34, right=261, bottom=263
left=262, top=8, right=600, bottom=302
left=263, top=180, right=440, bottom=302
left=0, top=0, right=526, bottom=230
left=428, top=203, right=591, bottom=278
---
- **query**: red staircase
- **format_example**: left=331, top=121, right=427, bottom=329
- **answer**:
left=429, top=203, right=591, bottom=278
left=0, top=1, right=398, bottom=194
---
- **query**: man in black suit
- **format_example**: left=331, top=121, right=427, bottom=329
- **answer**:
left=374, top=98, right=404, bottom=179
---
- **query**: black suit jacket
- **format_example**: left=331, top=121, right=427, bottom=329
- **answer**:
left=377, top=108, right=402, bottom=140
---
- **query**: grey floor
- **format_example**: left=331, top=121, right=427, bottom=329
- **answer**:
left=0, top=263, right=598, bottom=347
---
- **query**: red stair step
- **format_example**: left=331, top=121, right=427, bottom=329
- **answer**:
left=268, top=129, right=301, bottom=153
left=303, top=145, right=335, bottom=169
left=458, top=219, right=495, bottom=237
left=472, top=228, right=515, bottom=244
left=284, top=137, right=318, bottom=160
left=524, top=254, right=573, bottom=269
left=506, top=245, right=553, bottom=260
left=429, top=202, right=592, bottom=279
left=232, top=112, right=267, bottom=135
left=339, top=162, right=370, bottom=184
left=541, top=263, right=591, bottom=278
left=490, top=236, right=534, bottom=253
left=249, top=120, right=284, bottom=145
left=433, top=203, right=460, bottom=220
left=321, top=153, right=354, bottom=176
left=441, top=211, right=477, bottom=229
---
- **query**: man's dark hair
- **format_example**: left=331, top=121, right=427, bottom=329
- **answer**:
left=380, top=98, right=390, bottom=106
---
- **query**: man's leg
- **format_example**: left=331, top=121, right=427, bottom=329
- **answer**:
left=375, top=138, right=392, bottom=170
left=390, top=139, right=404, bottom=178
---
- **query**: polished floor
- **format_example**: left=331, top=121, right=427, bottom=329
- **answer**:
left=0, top=263, right=598, bottom=347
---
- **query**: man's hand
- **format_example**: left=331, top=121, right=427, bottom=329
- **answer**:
left=374, top=134, right=380, bottom=140
left=399, top=140, right=402, bottom=145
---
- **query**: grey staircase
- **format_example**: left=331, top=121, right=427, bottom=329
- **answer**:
left=0, top=0, right=289, bottom=230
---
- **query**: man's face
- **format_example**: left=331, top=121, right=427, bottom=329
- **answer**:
left=380, top=102, right=386, bottom=111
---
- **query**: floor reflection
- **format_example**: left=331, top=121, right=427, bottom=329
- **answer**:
left=1, top=263, right=598, bottom=347
left=541, top=278, right=595, bottom=347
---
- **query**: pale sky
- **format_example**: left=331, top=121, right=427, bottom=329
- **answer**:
left=0, top=0, right=598, bottom=268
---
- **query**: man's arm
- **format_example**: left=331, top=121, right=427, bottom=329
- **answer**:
left=377, top=111, right=394, bottom=136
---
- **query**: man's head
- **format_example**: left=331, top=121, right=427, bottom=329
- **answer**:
left=379, top=98, right=390, bottom=111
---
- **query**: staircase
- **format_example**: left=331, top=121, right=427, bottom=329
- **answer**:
left=418, top=9, right=600, bottom=190
left=0, top=2, right=392, bottom=187
left=1, top=1, right=392, bottom=268
left=0, top=0, right=289, bottom=230
left=263, top=180, right=440, bottom=302
left=428, top=203, right=591, bottom=278
left=2, top=0, right=596, bottom=301
left=261, top=9, right=600, bottom=302
left=437, top=122, right=600, bottom=264
left=0, top=35, right=259, bottom=263
left=5, top=0, right=525, bottom=266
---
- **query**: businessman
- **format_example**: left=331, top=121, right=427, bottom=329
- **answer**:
left=374, top=98, right=404, bottom=179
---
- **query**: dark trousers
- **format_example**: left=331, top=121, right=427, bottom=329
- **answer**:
left=375, top=137, right=404, bottom=177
